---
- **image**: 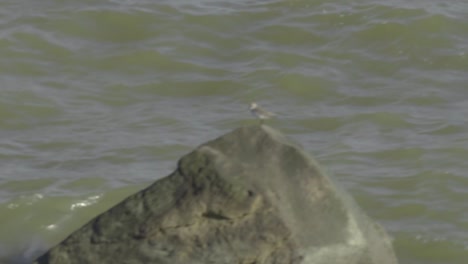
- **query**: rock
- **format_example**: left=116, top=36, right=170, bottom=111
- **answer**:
left=33, top=125, right=398, bottom=264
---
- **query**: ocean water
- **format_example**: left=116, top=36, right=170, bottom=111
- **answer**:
left=1, top=0, right=468, bottom=263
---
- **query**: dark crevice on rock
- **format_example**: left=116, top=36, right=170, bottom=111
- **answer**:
left=202, top=211, right=231, bottom=221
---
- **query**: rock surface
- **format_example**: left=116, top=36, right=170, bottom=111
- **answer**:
left=34, top=125, right=398, bottom=264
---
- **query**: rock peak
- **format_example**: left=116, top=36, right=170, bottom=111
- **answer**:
left=34, top=126, right=398, bottom=264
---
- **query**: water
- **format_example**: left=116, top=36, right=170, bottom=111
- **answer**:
left=1, top=0, right=467, bottom=263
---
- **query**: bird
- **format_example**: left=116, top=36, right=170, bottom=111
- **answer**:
left=249, top=102, right=275, bottom=123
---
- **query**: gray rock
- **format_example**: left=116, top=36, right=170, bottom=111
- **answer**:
left=34, top=125, right=398, bottom=264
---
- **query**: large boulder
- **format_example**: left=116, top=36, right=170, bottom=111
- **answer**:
left=34, top=125, right=398, bottom=264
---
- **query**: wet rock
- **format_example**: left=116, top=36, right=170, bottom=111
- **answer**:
left=34, top=125, right=398, bottom=264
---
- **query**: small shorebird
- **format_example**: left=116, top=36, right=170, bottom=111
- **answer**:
left=249, top=102, right=275, bottom=123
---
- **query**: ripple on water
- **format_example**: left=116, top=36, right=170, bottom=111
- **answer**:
left=395, top=233, right=468, bottom=264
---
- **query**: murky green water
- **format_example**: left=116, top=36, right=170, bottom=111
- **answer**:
left=1, top=0, right=467, bottom=263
